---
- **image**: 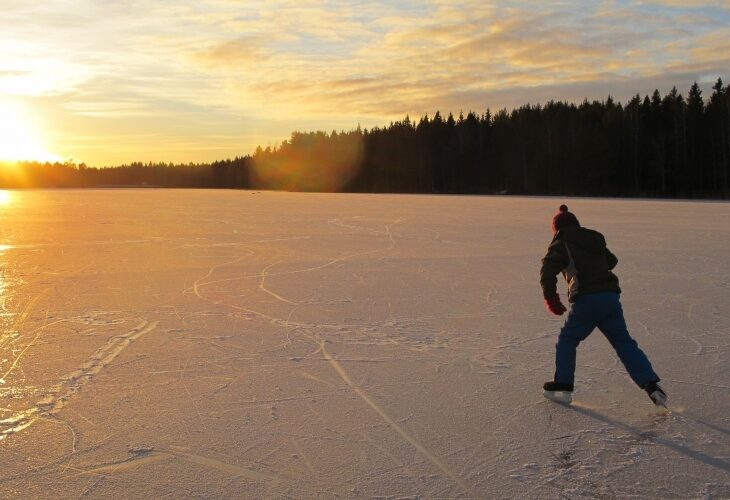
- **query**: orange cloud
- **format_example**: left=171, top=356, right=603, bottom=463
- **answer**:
left=195, top=36, right=270, bottom=66
left=3, top=0, right=728, bottom=165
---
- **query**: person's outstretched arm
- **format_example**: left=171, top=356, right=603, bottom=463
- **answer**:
left=540, top=241, right=568, bottom=298
left=540, top=241, right=569, bottom=315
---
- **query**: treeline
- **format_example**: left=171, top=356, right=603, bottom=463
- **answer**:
left=3, top=78, right=729, bottom=198
left=343, top=78, right=729, bottom=197
left=0, top=158, right=251, bottom=189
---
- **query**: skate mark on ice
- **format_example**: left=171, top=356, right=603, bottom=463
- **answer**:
left=178, top=358, right=208, bottom=432
left=678, top=331, right=704, bottom=356
left=190, top=218, right=401, bottom=298
left=77, top=446, right=285, bottom=484
left=74, top=452, right=171, bottom=476
left=69, top=311, right=130, bottom=326
left=189, top=253, right=253, bottom=299
left=329, top=215, right=427, bottom=247
left=167, top=446, right=283, bottom=483
left=314, top=335, right=477, bottom=497
left=259, top=260, right=299, bottom=305
left=635, top=320, right=659, bottom=341
left=1, top=320, right=158, bottom=441
left=2, top=310, right=68, bottom=383
left=327, top=216, right=391, bottom=236
left=671, top=409, right=730, bottom=437
left=469, top=350, right=512, bottom=374
left=0, top=298, right=69, bottom=439
left=0, top=295, right=40, bottom=349
left=43, top=413, right=79, bottom=453
left=269, top=217, right=402, bottom=277
left=296, top=369, right=337, bottom=388
left=0, top=409, right=38, bottom=441
left=567, top=403, right=730, bottom=472
left=249, top=217, right=405, bottom=286
left=51, top=320, right=159, bottom=409
left=354, top=433, right=425, bottom=489
left=291, top=438, right=317, bottom=475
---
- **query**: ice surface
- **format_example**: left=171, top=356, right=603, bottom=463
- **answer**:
left=0, top=190, right=728, bottom=498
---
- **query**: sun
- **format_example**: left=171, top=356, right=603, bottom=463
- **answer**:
left=0, top=100, right=61, bottom=163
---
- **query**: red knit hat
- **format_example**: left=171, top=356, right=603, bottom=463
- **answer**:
left=552, top=204, right=580, bottom=233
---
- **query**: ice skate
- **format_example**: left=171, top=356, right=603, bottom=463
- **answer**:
left=643, top=381, right=667, bottom=407
left=543, top=381, right=574, bottom=405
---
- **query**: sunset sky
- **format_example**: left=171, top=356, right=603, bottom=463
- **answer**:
left=1, top=0, right=728, bottom=166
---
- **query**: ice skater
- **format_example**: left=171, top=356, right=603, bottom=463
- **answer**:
left=540, top=204, right=666, bottom=406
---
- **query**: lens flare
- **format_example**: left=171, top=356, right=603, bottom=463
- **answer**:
left=251, top=131, right=363, bottom=192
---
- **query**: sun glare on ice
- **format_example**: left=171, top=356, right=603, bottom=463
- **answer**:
left=0, top=100, right=61, bottom=163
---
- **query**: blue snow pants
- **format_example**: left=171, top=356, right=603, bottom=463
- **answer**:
left=554, top=291, right=658, bottom=387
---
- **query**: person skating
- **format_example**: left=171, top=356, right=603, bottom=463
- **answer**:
left=540, top=205, right=666, bottom=406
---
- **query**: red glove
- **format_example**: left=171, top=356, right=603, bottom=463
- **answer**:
left=545, top=294, right=567, bottom=316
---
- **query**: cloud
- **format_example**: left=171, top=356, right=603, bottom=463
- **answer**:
left=2, top=0, right=728, bottom=165
left=638, top=0, right=729, bottom=7
left=285, top=2, right=725, bottom=114
left=195, top=36, right=270, bottom=66
left=0, top=70, right=30, bottom=77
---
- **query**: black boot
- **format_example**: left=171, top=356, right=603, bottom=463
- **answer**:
left=543, top=381, right=574, bottom=392
left=643, top=381, right=667, bottom=406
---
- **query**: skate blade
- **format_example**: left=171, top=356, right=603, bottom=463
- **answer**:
left=650, top=390, right=667, bottom=407
left=543, top=390, right=572, bottom=405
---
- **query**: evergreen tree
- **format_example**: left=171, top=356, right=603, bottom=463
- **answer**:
left=3, top=80, right=729, bottom=199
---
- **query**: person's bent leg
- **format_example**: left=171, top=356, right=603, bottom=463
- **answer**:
left=597, top=294, right=659, bottom=387
left=554, top=298, right=596, bottom=385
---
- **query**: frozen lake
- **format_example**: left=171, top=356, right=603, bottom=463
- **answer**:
left=0, top=190, right=728, bottom=498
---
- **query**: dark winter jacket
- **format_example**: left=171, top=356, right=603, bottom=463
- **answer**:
left=540, top=226, right=620, bottom=302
